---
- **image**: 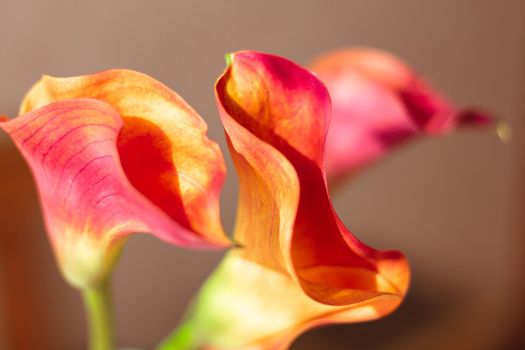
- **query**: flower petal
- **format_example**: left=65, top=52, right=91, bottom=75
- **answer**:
left=219, top=50, right=409, bottom=301
left=184, top=253, right=403, bottom=350
left=0, top=93, right=224, bottom=287
left=186, top=51, right=409, bottom=349
left=310, top=48, right=494, bottom=180
left=19, top=69, right=228, bottom=248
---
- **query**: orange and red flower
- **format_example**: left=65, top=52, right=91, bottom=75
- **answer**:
left=0, top=70, right=229, bottom=287
left=160, top=51, right=410, bottom=350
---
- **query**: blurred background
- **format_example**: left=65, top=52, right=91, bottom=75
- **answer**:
left=0, top=1, right=523, bottom=349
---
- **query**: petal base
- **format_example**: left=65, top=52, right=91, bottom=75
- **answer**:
left=164, top=252, right=405, bottom=350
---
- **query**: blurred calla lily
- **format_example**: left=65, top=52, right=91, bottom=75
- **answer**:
left=0, top=69, right=229, bottom=288
left=310, top=48, right=495, bottom=181
left=160, top=52, right=409, bottom=350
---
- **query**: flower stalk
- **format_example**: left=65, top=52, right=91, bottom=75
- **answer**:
left=82, top=280, right=114, bottom=350
left=157, top=321, right=197, bottom=350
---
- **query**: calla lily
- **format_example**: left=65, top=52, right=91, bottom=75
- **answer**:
left=0, top=69, right=229, bottom=289
left=160, top=51, right=409, bottom=350
left=310, top=48, right=496, bottom=181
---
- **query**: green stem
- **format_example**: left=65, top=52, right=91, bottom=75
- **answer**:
left=82, top=280, right=114, bottom=350
left=157, top=319, right=198, bottom=350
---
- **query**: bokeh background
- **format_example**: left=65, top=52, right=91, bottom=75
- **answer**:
left=0, top=1, right=523, bottom=349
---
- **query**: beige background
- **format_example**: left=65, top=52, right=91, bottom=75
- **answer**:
left=0, top=1, right=523, bottom=349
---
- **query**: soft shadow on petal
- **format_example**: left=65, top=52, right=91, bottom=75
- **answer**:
left=19, top=69, right=229, bottom=247
left=0, top=98, right=225, bottom=287
left=218, top=51, right=409, bottom=302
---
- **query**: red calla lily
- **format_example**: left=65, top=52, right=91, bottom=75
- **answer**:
left=310, top=48, right=494, bottom=181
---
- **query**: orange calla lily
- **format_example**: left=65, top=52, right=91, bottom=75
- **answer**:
left=310, top=48, right=495, bottom=181
left=0, top=69, right=229, bottom=288
left=160, top=51, right=409, bottom=350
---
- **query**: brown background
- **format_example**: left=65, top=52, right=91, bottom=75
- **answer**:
left=0, top=1, right=523, bottom=349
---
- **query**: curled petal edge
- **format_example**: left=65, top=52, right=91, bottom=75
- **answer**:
left=19, top=69, right=230, bottom=249
left=0, top=97, right=228, bottom=288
